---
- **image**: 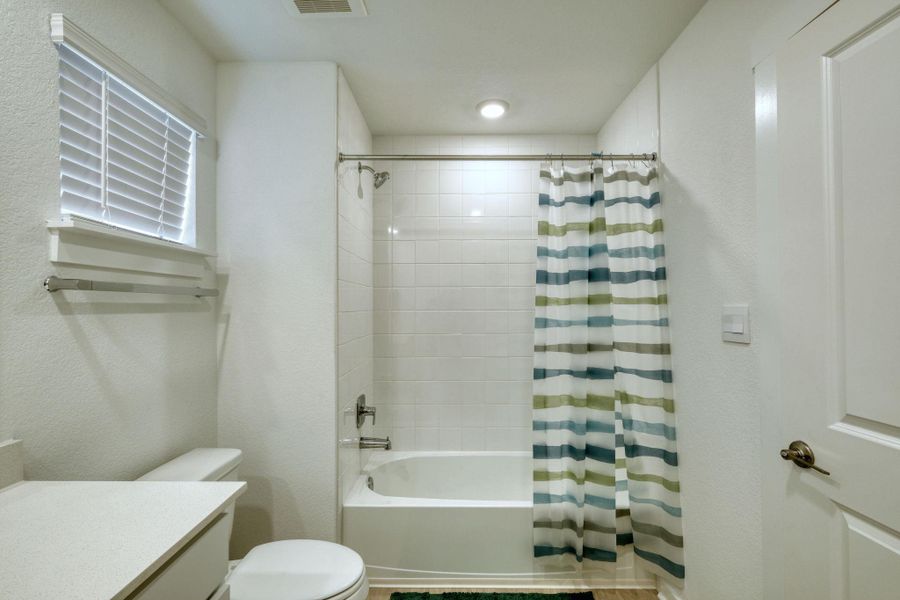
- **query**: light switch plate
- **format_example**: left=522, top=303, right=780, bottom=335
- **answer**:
left=722, top=304, right=750, bottom=343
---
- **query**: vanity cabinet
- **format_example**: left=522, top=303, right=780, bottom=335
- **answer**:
left=0, top=480, right=245, bottom=600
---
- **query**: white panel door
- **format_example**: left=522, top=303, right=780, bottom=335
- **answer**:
left=774, top=0, right=900, bottom=598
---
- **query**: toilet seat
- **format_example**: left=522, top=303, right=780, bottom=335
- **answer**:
left=227, top=540, right=368, bottom=600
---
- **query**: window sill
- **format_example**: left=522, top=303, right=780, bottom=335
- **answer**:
left=47, top=216, right=215, bottom=278
left=47, top=216, right=214, bottom=257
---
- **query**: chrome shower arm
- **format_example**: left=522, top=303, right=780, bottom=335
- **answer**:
left=356, top=161, right=390, bottom=189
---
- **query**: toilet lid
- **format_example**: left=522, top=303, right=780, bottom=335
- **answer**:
left=228, top=540, right=365, bottom=600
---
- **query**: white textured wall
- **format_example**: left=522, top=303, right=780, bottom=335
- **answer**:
left=596, top=65, right=659, bottom=155
left=657, top=3, right=771, bottom=596
left=371, top=134, right=595, bottom=451
left=594, top=1, right=804, bottom=598
left=216, top=61, right=339, bottom=557
left=0, top=0, right=218, bottom=480
left=336, top=70, right=374, bottom=516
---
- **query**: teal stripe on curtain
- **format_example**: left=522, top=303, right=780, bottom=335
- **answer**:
left=537, top=244, right=666, bottom=259
left=533, top=163, right=685, bottom=582
left=533, top=420, right=616, bottom=434
left=534, top=545, right=618, bottom=563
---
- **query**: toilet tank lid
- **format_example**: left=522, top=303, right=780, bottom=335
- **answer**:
left=138, top=448, right=243, bottom=482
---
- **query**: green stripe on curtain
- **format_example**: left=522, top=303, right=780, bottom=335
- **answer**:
left=533, top=162, right=684, bottom=582
left=627, top=471, right=681, bottom=493
left=606, top=220, right=664, bottom=235
left=533, top=394, right=615, bottom=410
left=616, top=390, right=676, bottom=413
left=538, top=218, right=607, bottom=236
left=534, top=470, right=618, bottom=486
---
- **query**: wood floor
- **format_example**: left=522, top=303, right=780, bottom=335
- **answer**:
left=367, top=589, right=658, bottom=600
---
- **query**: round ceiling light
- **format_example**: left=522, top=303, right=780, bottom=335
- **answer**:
left=477, top=99, right=509, bottom=119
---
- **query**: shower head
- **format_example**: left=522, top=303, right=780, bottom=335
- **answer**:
left=373, top=171, right=390, bottom=189
left=358, top=162, right=391, bottom=190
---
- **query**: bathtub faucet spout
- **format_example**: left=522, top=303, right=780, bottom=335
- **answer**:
left=359, top=436, right=391, bottom=450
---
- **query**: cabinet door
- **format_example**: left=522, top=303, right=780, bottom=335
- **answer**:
left=128, top=514, right=229, bottom=600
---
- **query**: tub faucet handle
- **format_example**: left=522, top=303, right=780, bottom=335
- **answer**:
left=356, top=394, right=376, bottom=428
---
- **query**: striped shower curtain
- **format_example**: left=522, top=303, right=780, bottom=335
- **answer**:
left=532, top=162, right=684, bottom=581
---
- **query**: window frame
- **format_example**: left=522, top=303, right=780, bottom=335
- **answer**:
left=51, top=14, right=207, bottom=248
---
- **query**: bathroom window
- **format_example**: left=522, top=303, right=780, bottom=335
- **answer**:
left=57, top=43, right=197, bottom=246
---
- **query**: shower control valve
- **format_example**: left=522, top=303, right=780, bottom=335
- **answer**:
left=356, top=394, right=376, bottom=428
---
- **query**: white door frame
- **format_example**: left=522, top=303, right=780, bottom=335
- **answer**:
left=754, top=52, right=787, bottom=600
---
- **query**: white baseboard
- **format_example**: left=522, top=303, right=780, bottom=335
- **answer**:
left=656, top=578, right=686, bottom=600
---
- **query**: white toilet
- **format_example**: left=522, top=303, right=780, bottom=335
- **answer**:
left=139, top=448, right=368, bottom=600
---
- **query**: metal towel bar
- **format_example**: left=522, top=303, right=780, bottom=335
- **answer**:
left=43, top=276, right=218, bottom=297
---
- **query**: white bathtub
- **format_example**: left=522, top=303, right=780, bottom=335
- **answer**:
left=342, top=451, right=652, bottom=588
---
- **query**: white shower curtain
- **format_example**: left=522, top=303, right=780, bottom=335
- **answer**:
left=532, top=161, right=685, bottom=581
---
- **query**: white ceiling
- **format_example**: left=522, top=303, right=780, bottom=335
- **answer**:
left=160, top=0, right=706, bottom=135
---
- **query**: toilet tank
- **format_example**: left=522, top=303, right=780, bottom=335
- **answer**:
left=139, top=448, right=243, bottom=482
left=139, top=448, right=243, bottom=541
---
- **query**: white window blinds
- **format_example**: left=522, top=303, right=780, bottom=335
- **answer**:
left=57, top=44, right=196, bottom=244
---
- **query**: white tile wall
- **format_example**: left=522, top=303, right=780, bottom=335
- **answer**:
left=372, top=134, right=596, bottom=450
left=337, top=73, right=374, bottom=508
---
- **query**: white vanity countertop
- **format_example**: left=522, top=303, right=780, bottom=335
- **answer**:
left=0, top=480, right=246, bottom=600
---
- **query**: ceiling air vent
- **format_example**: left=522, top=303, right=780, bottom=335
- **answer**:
left=284, top=0, right=368, bottom=17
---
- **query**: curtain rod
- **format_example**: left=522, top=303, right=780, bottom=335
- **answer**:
left=338, top=152, right=656, bottom=162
